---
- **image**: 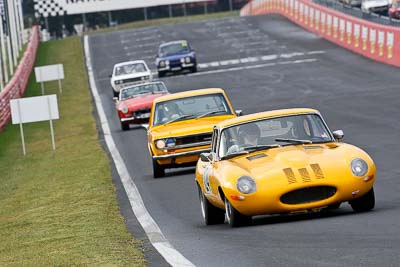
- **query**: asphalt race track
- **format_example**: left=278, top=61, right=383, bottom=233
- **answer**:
left=87, top=14, right=400, bottom=266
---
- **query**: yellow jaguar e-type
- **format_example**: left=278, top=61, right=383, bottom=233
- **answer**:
left=195, top=108, right=376, bottom=227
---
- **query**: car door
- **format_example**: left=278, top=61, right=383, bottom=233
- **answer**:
left=202, top=128, right=222, bottom=202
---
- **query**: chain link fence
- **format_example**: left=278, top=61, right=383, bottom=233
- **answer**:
left=313, top=0, right=400, bottom=27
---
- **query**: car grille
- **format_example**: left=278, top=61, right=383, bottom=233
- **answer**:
left=283, top=164, right=325, bottom=184
left=133, top=108, right=151, bottom=118
left=280, top=186, right=337, bottom=205
left=171, top=132, right=213, bottom=149
left=169, top=59, right=182, bottom=67
left=122, top=76, right=146, bottom=84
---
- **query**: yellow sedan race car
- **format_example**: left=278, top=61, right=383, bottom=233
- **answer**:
left=148, top=88, right=239, bottom=178
left=196, top=108, right=376, bottom=227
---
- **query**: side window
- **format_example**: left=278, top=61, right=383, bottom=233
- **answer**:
left=211, top=128, right=218, bottom=153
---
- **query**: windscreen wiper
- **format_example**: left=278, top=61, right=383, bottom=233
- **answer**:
left=275, top=138, right=312, bottom=144
left=243, top=144, right=281, bottom=152
left=195, top=110, right=226, bottom=119
left=163, top=114, right=195, bottom=125
left=221, top=151, right=249, bottom=160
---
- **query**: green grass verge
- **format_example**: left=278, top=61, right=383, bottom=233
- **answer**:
left=0, top=37, right=146, bottom=266
left=89, top=10, right=239, bottom=34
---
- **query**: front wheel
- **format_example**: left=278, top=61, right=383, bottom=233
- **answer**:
left=350, top=187, right=375, bottom=212
left=191, top=65, right=197, bottom=73
left=112, top=88, right=119, bottom=97
left=327, top=202, right=341, bottom=210
left=198, top=186, right=225, bottom=225
left=121, top=122, right=129, bottom=131
left=152, top=158, right=165, bottom=178
left=158, top=71, right=165, bottom=78
left=225, top=197, right=251, bottom=227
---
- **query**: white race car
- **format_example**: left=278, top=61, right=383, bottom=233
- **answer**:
left=361, top=0, right=390, bottom=14
left=110, top=60, right=153, bottom=97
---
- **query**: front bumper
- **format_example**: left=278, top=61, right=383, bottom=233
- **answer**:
left=153, top=148, right=210, bottom=160
left=120, top=113, right=150, bottom=123
left=158, top=63, right=195, bottom=72
left=223, top=176, right=375, bottom=216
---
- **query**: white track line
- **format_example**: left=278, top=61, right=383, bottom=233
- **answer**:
left=198, top=51, right=324, bottom=69
left=175, top=58, right=318, bottom=78
left=84, top=35, right=194, bottom=267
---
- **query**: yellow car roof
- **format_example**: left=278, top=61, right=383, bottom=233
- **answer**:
left=153, top=88, right=226, bottom=104
left=217, top=108, right=320, bottom=128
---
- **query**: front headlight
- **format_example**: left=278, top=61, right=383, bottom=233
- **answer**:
left=185, top=57, right=191, bottom=63
left=236, top=176, right=257, bottom=194
left=180, top=58, right=185, bottom=63
left=159, top=61, right=165, bottom=67
left=155, top=139, right=166, bottom=149
left=141, top=76, right=150, bottom=80
left=121, top=106, right=129, bottom=114
left=115, top=80, right=122, bottom=85
left=351, top=158, right=368, bottom=177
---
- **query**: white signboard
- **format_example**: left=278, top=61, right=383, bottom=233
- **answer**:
left=10, top=95, right=59, bottom=155
left=11, top=95, right=59, bottom=124
left=35, top=64, right=64, bottom=94
left=34, top=0, right=209, bottom=17
left=35, top=64, right=64, bottom=83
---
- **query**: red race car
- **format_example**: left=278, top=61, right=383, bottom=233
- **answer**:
left=389, top=1, right=400, bottom=18
left=115, top=81, right=169, bottom=130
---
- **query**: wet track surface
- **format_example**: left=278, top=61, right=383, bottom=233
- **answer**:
left=88, top=14, right=400, bottom=266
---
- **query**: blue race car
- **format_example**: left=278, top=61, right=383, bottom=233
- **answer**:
left=156, top=40, right=197, bottom=77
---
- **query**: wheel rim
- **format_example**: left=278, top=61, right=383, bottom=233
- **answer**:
left=200, top=192, right=206, bottom=220
left=225, top=199, right=232, bottom=224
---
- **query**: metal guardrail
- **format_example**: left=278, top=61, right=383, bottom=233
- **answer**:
left=313, top=0, right=400, bottom=27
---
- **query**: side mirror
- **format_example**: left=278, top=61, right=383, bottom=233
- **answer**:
left=109, top=74, right=112, bottom=78
left=200, top=153, right=213, bottom=162
left=235, top=110, right=243, bottom=116
left=333, top=130, right=344, bottom=140
left=112, top=97, right=118, bottom=102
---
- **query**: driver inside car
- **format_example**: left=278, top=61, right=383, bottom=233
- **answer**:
left=159, top=102, right=183, bottom=123
left=226, top=123, right=261, bottom=155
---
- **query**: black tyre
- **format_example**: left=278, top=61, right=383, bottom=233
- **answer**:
left=198, top=186, right=225, bottom=225
left=350, top=187, right=375, bottom=212
left=113, top=89, right=119, bottom=98
left=191, top=65, right=197, bottom=73
left=224, top=197, right=251, bottom=227
left=121, top=122, right=129, bottom=131
left=327, top=202, right=341, bottom=210
left=158, top=71, right=165, bottom=78
left=152, top=158, right=165, bottom=178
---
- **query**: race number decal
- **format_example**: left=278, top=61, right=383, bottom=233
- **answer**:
left=203, top=166, right=212, bottom=194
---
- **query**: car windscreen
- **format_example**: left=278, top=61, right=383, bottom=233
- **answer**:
left=115, top=63, right=147, bottom=76
left=218, top=114, right=333, bottom=158
left=153, top=93, right=231, bottom=126
left=159, top=42, right=190, bottom=57
left=120, top=83, right=168, bottom=100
